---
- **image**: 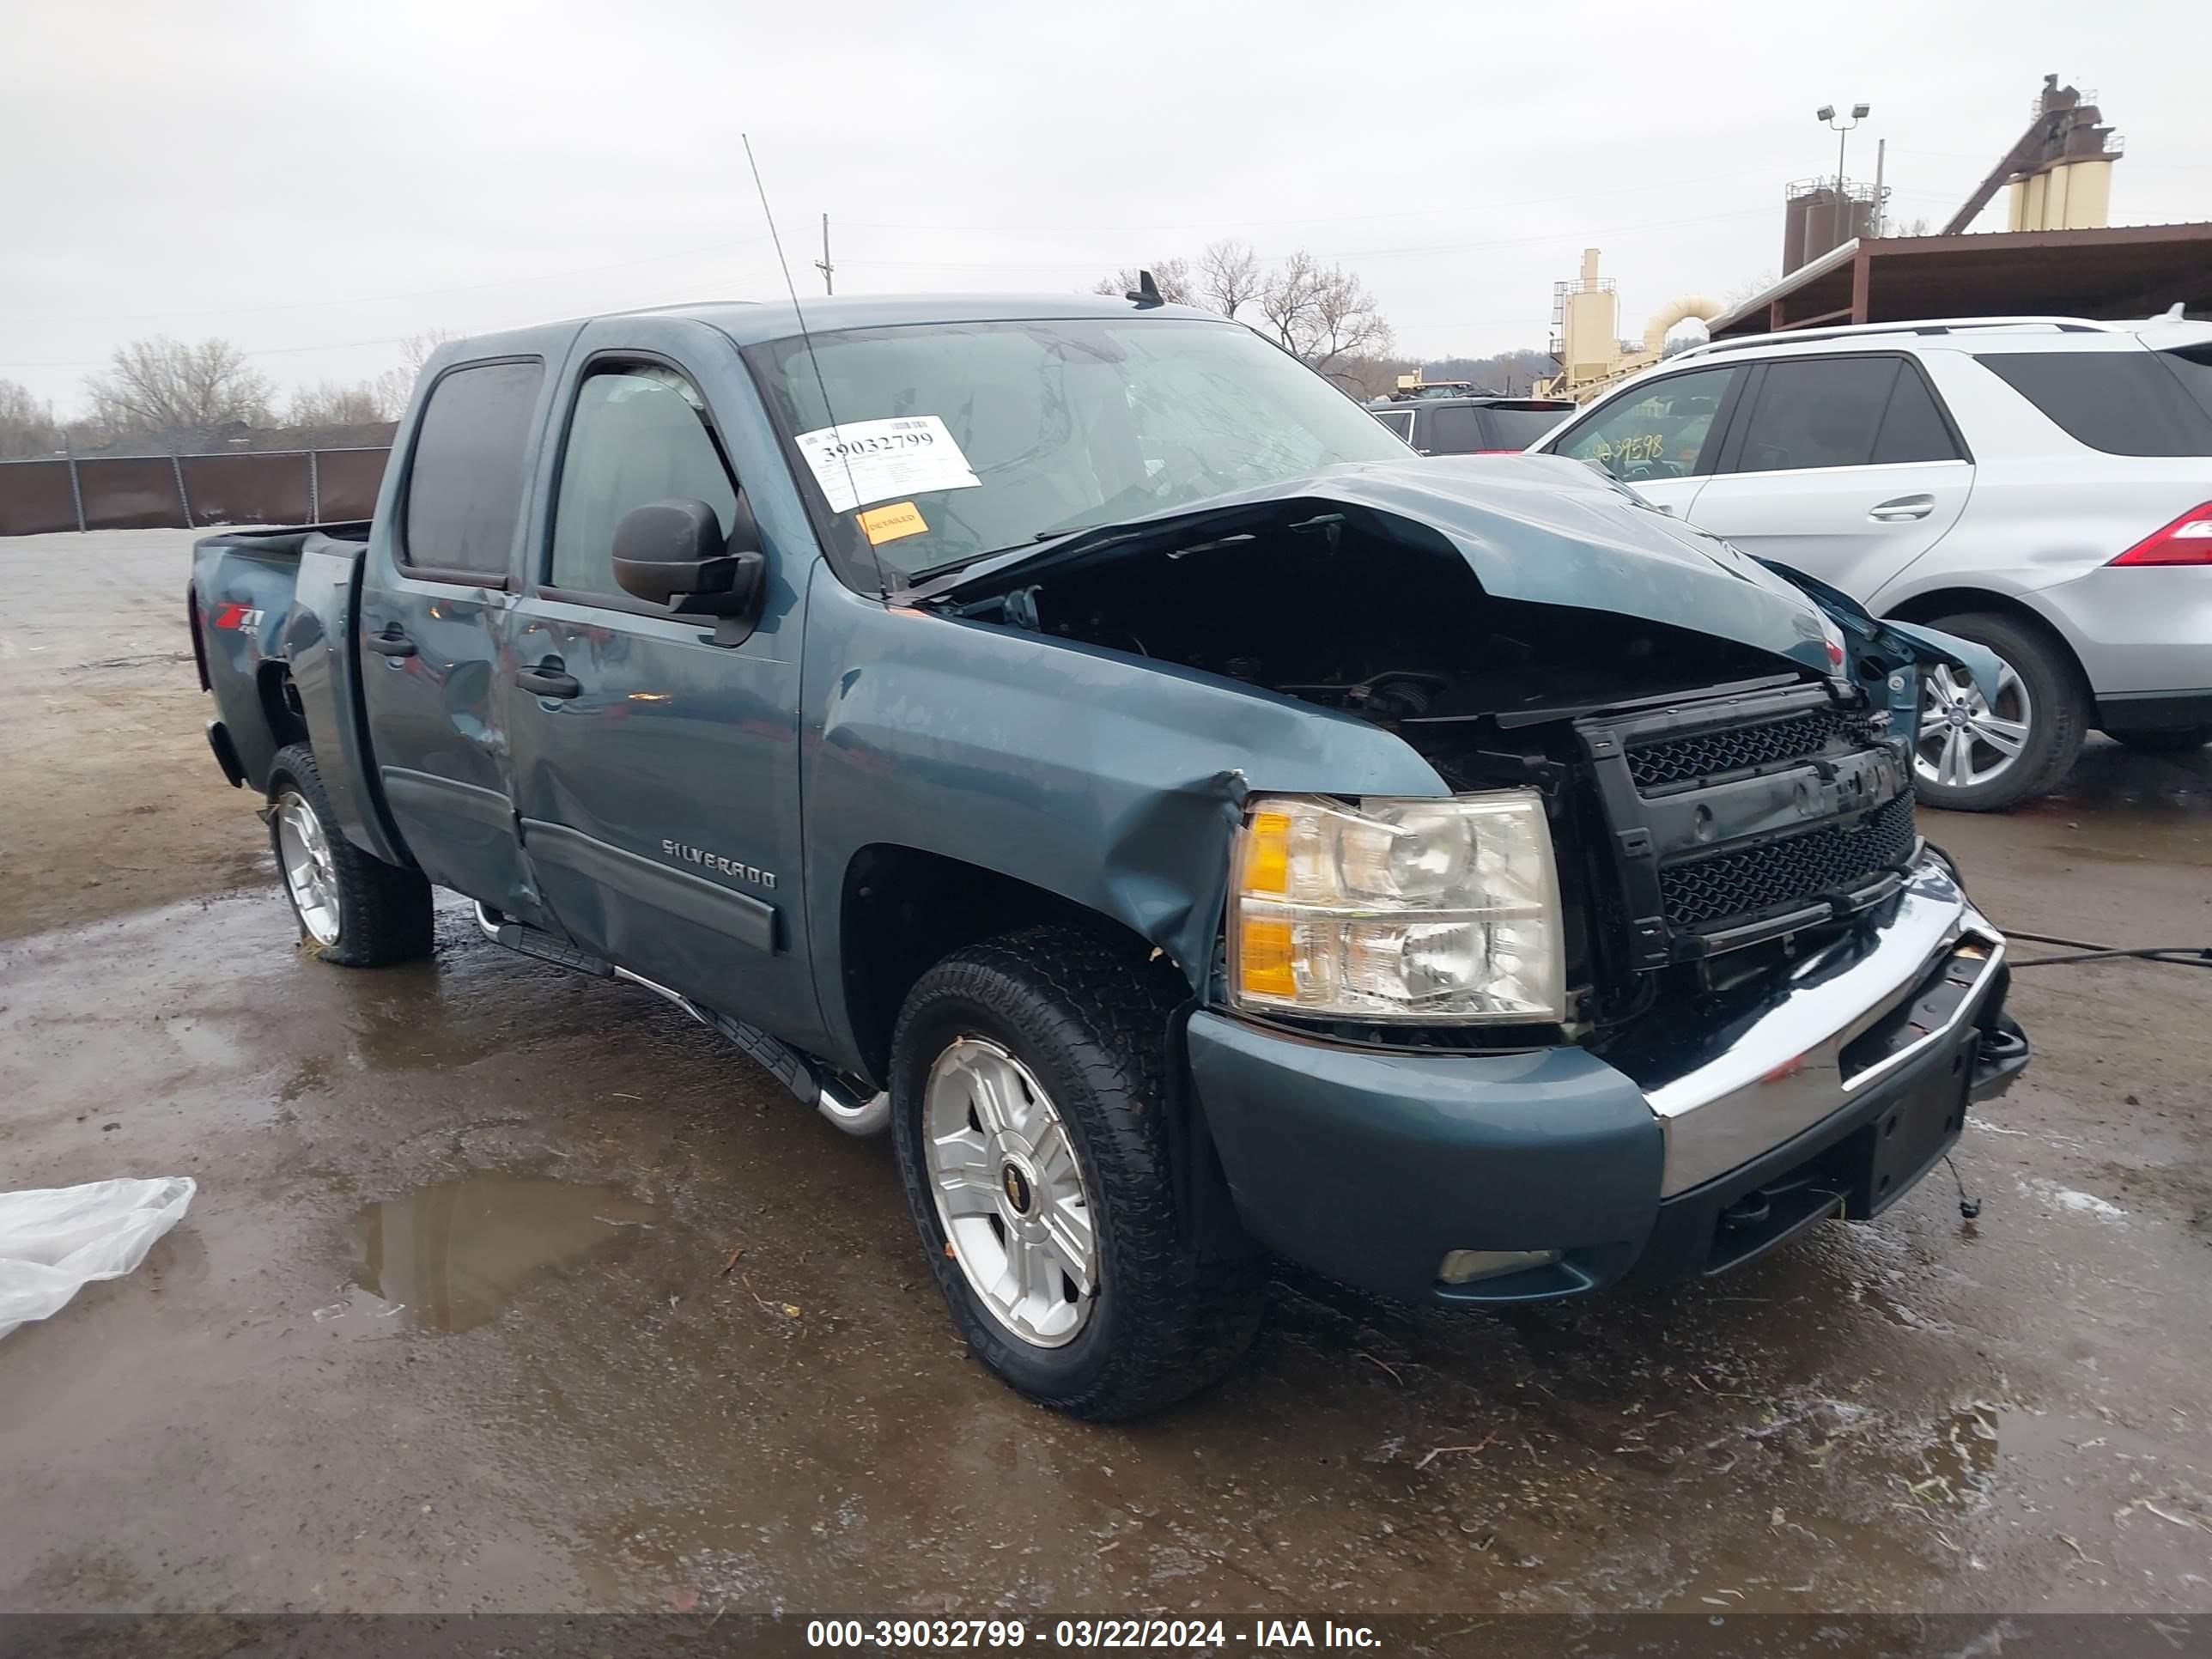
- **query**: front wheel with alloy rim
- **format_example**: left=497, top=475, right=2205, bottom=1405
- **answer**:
left=1911, top=612, right=2087, bottom=812
left=265, top=743, right=434, bottom=967
left=890, top=925, right=1265, bottom=1419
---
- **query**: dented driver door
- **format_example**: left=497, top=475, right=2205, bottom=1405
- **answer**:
left=501, top=315, right=822, bottom=1048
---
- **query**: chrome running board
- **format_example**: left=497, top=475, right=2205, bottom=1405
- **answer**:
left=473, top=903, right=889, bottom=1137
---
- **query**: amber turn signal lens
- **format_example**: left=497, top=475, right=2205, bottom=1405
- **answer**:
left=1238, top=916, right=1297, bottom=997
left=1244, top=811, right=1291, bottom=896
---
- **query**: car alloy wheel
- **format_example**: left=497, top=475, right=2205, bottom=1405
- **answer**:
left=1915, top=659, right=2033, bottom=792
left=273, top=789, right=343, bottom=946
left=922, top=1035, right=1097, bottom=1348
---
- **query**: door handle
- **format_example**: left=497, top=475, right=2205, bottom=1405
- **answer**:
left=366, top=629, right=416, bottom=658
left=515, top=658, right=580, bottom=699
left=1869, top=495, right=1936, bottom=522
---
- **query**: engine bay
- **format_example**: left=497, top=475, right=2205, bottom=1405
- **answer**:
left=939, top=501, right=1804, bottom=781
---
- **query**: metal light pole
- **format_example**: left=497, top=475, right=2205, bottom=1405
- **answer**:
left=1818, top=103, right=1870, bottom=250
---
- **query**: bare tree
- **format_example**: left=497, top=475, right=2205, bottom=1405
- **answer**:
left=1306, top=263, right=1393, bottom=369
left=0, top=379, right=64, bottom=459
left=1255, top=250, right=1322, bottom=354
left=1197, top=240, right=1263, bottom=319
left=1320, top=356, right=1408, bottom=401
left=1722, top=269, right=1779, bottom=310
left=1091, top=258, right=1194, bottom=306
left=1088, top=245, right=1395, bottom=373
left=82, top=337, right=274, bottom=448
left=288, top=376, right=407, bottom=428
left=374, top=366, right=414, bottom=415
left=1255, top=251, right=1391, bottom=374
left=399, top=328, right=458, bottom=374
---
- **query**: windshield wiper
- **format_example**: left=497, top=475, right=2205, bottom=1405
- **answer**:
left=910, top=523, right=1091, bottom=583
left=896, top=525, right=1101, bottom=600
left=905, top=553, right=981, bottom=583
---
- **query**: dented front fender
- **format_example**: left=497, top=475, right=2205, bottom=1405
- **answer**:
left=799, top=567, right=1447, bottom=1051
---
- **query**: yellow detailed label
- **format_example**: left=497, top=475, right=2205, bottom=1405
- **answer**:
left=857, top=501, right=927, bottom=544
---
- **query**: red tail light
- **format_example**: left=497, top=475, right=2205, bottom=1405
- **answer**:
left=2111, top=502, right=2212, bottom=566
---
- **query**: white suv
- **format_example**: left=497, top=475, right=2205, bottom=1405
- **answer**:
left=1528, top=315, right=2212, bottom=810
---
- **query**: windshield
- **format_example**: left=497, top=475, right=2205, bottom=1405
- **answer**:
left=744, top=317, right=1413, bottom=579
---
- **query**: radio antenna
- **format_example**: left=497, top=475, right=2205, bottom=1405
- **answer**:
left=741, top=133, right=884, bottom=591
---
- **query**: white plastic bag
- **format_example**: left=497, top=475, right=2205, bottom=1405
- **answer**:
left=0, top=1177, right=197, bottom=1340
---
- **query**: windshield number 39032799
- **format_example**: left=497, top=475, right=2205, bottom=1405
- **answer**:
left=818, top=428, right=935, bottom=461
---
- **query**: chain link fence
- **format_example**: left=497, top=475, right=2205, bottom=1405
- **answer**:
left=0, top=446, right=391, bottom=538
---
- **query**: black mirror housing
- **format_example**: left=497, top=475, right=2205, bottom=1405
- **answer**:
left=611, top=498, right=721, bottom=604
left=612, top=497, right=764, bottom=623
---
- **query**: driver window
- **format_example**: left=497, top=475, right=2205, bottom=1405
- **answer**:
left=1554, top=367, right=1738, bottom=482
left=548, top=363, right=738, bottom=599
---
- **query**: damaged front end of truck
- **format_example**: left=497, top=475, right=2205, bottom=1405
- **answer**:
left=909, top=454, right=1986, bottom=1006
left=865, top=453, right=2027, bottom=1295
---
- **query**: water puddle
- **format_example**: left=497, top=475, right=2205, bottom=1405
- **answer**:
left=349, top=1176, right=655, bottom=1334
left=1905, top=1403, right=2002, bottom=1506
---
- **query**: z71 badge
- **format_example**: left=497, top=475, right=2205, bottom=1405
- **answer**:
left=661, top=840, right=776, bottom=890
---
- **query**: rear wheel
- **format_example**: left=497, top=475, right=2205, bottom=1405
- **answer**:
left=266, top=744, right=434, bottom=967
left=2107, top=726, right=2212, bottom=756
left=890, top=925, right=1264, bottom=1420
left=1911, top=613, right=2086, bottom=811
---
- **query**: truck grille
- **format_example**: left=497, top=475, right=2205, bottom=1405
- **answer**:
left=1628, top=708, right=1868, bottom=793
left=1660, top=791, right=1917, bottom=932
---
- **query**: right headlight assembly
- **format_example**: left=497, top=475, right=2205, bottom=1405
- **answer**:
left=1228, top=791, right=1564, bottom=1024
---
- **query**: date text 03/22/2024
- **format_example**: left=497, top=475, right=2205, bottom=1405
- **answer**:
left=805, top=1620, right=1382, bottom=1650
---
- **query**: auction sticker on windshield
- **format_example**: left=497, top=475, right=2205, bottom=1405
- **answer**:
left=797, top=416, right=981, bottom=513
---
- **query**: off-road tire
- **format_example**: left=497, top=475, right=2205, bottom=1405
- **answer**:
left=265, top=743, right=434, bottom=968
left=890, top=925, right=1265, bottom=1420
left=1913, top=612, right=2087, bottom=812
left=2107, top=726, right=2212, bottom=756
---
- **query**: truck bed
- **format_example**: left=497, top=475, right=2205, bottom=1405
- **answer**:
left=189, top=520, right=407, bottom=868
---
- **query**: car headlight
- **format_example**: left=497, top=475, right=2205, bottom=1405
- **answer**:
left=1228, top=791, right=1564, bottom=1024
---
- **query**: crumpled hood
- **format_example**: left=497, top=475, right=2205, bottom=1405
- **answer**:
left=929, top=452, right=1996, bottom=696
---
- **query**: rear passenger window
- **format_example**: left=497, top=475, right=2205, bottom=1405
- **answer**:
left=1731, top=357, right=1896, bottom=472
left=548, top=363, right=738, bottom=598
left=1870, top=366, right=1965, bottom=463
left=1976, top=350, right=2212, bottom=457
left=1422, top=406, right=1488, bottom=454
left=402, top=360, right=544, bottom=579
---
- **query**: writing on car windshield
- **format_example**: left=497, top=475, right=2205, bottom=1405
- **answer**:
left=747, top=318, right=1410, bottom=577
left=1554, top=366, right=1735, bottom=483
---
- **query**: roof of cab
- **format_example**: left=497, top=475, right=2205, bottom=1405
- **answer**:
left=444, top=293, right=1233, bottom=362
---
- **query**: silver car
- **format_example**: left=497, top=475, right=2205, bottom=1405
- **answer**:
left=1530, top=315, right=2212, bottom=809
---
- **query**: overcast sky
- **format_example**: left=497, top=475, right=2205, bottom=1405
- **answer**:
left=3, top=0, right=2207, bottom=416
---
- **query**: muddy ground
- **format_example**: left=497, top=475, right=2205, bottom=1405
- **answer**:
left=3, top=530, right=2209, bottom=1618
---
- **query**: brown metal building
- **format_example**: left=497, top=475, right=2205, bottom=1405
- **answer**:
left=1707, top=222, right=2212, bottom=340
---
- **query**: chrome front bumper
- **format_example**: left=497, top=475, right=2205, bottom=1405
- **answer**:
left=1641, top=856, right=2004, bottom=1196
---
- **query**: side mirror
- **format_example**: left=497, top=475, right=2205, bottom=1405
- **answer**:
left=611, top=497, right=764, bottom=621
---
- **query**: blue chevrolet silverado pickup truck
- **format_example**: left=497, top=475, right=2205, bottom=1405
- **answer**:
left=189, top=291, right=2029, bottom=1418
